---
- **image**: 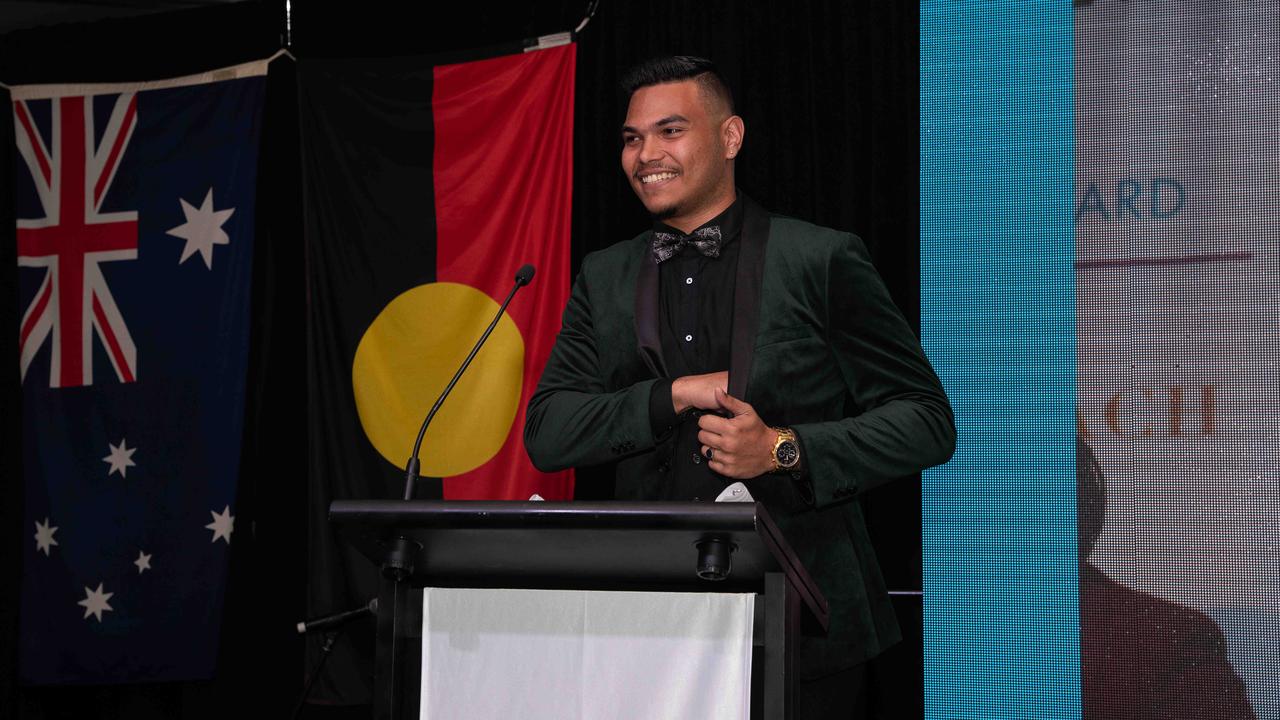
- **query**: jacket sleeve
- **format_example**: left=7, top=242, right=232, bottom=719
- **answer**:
left=524, top=260, right=659, bottom=472
left=791, top=233, right=956, bottom=508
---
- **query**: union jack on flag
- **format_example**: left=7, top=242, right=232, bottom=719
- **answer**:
left=13, top=61, right=267, bottom=684
left=16, top=92, right=139, bottom=388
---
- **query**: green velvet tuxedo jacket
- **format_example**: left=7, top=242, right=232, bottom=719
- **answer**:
left=525, top=197, right=955, bottom=677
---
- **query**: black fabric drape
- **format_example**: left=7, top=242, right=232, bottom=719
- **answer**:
left=1, top=1, right=921, bottom=717
left=296, top=55, right=441, bottom=706
left=0, top=84, right=23, bottom=719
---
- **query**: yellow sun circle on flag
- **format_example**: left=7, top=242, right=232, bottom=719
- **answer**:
left=352, top=282, right=524, bottom=478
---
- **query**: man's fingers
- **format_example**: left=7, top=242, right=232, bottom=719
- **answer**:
left=707, top=458, right=746, bottom=479
left=697, top=413, right=732, bottom=434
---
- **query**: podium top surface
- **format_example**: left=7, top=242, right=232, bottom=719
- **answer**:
left=329, top=500, right=827, bottom=628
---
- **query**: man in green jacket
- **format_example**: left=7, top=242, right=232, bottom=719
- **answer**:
left=525, top=55, right=955, bottom=717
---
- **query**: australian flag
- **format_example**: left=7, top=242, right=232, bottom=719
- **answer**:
left=13, top=64, right=266, bottom=683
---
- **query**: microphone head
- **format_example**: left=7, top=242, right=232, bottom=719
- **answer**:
left=515, top=264, right=536, bottom=286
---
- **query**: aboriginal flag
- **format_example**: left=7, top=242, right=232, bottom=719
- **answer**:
left=298, top=43, right=575, bottom=699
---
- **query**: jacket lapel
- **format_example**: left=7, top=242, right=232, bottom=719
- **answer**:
left=633, top=195, right=770, bottom=388
left=634, top=232, right=665, bottom=377
left=729, top=196, right=770, bottom=399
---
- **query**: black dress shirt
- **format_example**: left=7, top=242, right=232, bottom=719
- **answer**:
left=645, top=198, right=744, bottom=500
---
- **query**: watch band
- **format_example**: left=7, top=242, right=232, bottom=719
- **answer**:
left=770, top=427, right=800, bottom=472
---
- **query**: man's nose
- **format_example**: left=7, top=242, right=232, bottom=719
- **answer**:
left=636, top=136, right=663, bottom=163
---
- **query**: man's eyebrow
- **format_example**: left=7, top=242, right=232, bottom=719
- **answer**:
left=620, top=115, right=691, bottom=134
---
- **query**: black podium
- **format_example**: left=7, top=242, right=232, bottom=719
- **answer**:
left=329, top=500, right=828, bottom=720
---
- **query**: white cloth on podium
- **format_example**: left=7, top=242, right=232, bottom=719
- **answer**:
left=715, top=482, right=755, bottom=503
left=420, top=587, right=754, bottom=720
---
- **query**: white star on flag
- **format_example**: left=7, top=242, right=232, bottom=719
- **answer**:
left=103, top=438, right=137, bottom=478
left=134, top=551, right=152, bottom=574
left=166, top=187, right=235, bottom=269
left=78, top=582, right=114, bottom=622
left=205, top=506, right=235, bottom=544
left=34, top=518, right=58, bottom=556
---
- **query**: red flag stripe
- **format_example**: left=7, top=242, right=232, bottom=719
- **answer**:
left=432, top=44, right=576, bottom=501
left=92, top=291, right=135, bottom=383
left=19, top=272, right=53, bottom=353
left=94, top=95, right=137, bottom=209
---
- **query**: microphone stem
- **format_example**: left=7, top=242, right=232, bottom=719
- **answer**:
left=403, top=280, right=523, bottom=500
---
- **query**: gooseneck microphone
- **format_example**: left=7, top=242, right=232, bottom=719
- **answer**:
left=402, top=263, right=536, bottom=500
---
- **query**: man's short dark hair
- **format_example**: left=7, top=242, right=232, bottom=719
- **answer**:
left=620, top=55, right=735, bottom=116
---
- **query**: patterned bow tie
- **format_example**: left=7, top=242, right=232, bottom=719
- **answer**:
left=651, top=225, right=723, bottom=264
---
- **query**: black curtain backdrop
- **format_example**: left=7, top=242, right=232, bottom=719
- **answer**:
left=0, top=1, right=920, bottom=717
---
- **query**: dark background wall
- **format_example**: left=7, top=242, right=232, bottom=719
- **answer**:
left=0, top=1, right=921, bottom=716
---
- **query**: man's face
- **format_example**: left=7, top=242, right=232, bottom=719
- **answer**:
left=621, top=80, right=739, bottom=230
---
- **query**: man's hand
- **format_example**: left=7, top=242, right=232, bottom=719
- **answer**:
left=671, top=371, right=729, bottom=413
left=697, top=388, right=777, bottom=479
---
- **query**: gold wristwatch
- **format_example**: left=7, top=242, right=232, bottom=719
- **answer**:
left=770, top=427, right=800, bottom=472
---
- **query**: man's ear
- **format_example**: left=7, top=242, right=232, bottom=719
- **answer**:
left=722, top=115, right=745, bottom=159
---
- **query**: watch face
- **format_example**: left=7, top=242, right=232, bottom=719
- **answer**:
left=776, top=440, right=799, bottom=468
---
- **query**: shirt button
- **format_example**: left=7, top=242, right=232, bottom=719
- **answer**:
left=685, top=277, right=693, bottom=285
left=684, top=334, right=693, bottom=342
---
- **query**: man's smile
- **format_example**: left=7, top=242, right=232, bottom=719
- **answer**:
left=637, top=169, right=680, bottom=186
